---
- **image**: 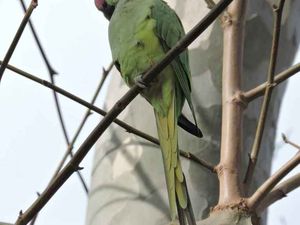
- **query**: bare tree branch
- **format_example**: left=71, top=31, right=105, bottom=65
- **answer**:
left=0, top=61, right=215, bottom=172
left=243, top=62, right=300, bottom=102
left=247, top=134, right=300, bottom=210
left=13, top=1, right=233, bottom=224
left=0, top=0, right=37, bottom=82
left=19, top=0, right=57, bottom=75
left=49, top=62, right=113, bottom=182
left=244, top=0, right=286, bottom=188
left=28, top=193, right=40, bottom=225
left=18, top=0, right=88, bottom=194
left=257, top=173, right=300, bottom=213
left=217, top=0, right=247, bottom=205
left=282, top=133, right=300, bottom=149
left=180, top=151, right=216, bottom=173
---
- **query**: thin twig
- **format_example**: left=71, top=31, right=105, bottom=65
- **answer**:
left=28, top=213, right=37, bottom=225
left=14, top=1, right=233, bottom=224
left=33, top=63, right=112, bottom=225
left=282, top=133, right=300, bottom=149
left=217, top=0, right=247, bottom=205
left=28, top=193, right=40, bottom=225
left=243, top=0, right=286, bottom=188
left=257, top=173, right=300, bottom=213
left=1, top=61, right=215, bottom=172
left=19, top=0, right=57, bottom=75
left=204, top=0, right=216, bottom=9
left=243, top=62, right=300, bottom=102
left=18, top=0, right=88, bottom=194
left=49, top=62, right=114, bottom=182
left=179, top=151, right=216, bottom=173
left=0, top=0, right=37, bottom=82
left=247, top=135, right=300, bottom=210
left=204, top=0, right=229, bottom=23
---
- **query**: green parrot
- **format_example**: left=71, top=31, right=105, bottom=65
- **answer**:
left=95, top=0, right=201, bottom=224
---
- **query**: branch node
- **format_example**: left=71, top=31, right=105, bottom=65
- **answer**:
left=32, top=0, right=38, bottom=8
left=233, top=91, right=248, bottom=108
left=244, top=63, right=300, bottom=102
left=76, top=166, right=84, bottom=171
left=247, top=152, right=251, bottom=160
left=67, top=144, right=74, bottom=151
left=102, top=67, right=108, bottom=76
left=278, top=189, right=287, bottom=198
left=51, top=70, right=58, bottom=76
left=215, top=164, right=236, bottom=177
left=221, top=13, right=232, bottom=27
left=204, top=0, right=216, bottom=9
left=266, top=82, right=276, bottom=89
left=272, top=4, right=279, bottom=12
left=250, top=153, right=257, bottom=162
left=186, top=151, right=191, bottom=158
left=282, top=133, right=288, bottom=143
left=68, top=162, right=80, bottom=172
left=282, top=135, right=300, bottom=152
left=116, top=100, right=126, bottom=111
left=212, top=198, right=249, bottom=213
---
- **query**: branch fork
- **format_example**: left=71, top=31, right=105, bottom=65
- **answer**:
left=0, top=0, right=38, bottom=82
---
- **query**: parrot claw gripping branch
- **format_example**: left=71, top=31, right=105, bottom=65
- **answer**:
left=134, top=74, right=149, bottom=89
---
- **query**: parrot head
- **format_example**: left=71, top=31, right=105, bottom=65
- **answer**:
left=95, top=0, right=118, bottom=20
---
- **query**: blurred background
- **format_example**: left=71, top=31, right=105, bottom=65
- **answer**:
left=0, top=1, right=299, bottom=225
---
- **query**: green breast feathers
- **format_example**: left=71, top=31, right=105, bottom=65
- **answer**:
left=109, top=0, right=165, bottom=86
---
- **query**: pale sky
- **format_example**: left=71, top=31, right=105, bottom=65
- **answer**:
left=0, top=1, right=299, bottom=225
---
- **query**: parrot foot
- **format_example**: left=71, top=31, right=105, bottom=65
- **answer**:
left=134, top=75, right=148, bottom=89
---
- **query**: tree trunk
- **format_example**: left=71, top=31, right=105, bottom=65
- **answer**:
left=85, top=1, right=299, bottom=225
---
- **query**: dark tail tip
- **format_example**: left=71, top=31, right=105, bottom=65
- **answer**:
left=176, top=174, right=197, bottom=225
left=176, top=196, right=187, bottom=225
left=178, top=114, right=203, bottom=138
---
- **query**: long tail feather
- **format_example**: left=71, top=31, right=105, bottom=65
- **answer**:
left=183, top=175, right=196, bottom=225
left=155, top=108, right=178, bottom=220
left=153, top=89, right=196, bottom=225
left=154, top=95, right=193, bottom=223
left=176, top=196, right=187, bottom=225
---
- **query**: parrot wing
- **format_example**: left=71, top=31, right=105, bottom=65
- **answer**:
left=151, top=0, right=198, bottom=128
left=113, top=61, right=202, bottom=138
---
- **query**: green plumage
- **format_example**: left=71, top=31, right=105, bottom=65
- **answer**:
left=107, top=0, right=196, bottom=221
